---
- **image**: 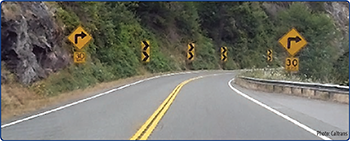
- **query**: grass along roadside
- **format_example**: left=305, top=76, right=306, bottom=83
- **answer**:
left=1, top=70, right=187, bottom=123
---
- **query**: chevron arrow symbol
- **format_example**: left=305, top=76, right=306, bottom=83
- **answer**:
left=188, top=52, right=194, bottom=60
left=142, top=51, right=149, bottom=62
left=189, top=43, right=194, bottom=52
left=142, top=41, right=149, bottom=51
left=267, top=49, right=272, bottom=55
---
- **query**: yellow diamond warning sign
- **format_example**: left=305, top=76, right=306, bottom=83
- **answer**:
left=279, top=28, right=307, bottom=56
left=68, top=26, right=92, bottom=50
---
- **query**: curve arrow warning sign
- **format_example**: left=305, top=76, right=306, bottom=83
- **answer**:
left=68, top=26, right=92, bottom=50
left=278, top=28, right=307, bottom=56
left=141, top=40, right=150, bottom=63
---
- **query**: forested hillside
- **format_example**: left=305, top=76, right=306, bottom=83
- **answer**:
left=1, top=2, right=349, bottom=97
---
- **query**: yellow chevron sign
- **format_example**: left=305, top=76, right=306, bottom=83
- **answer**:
left=141, top=40, right=150, bottom=63
left=187, top=43, right=195, bottom=61
left=267, top=49, right=272, bottom=62
left=221, top=46, right=227, bottom=62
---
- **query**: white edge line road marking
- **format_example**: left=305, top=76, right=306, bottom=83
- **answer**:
left=228, top=78, right=332, bottom=140
left=0, top=70, right=248, bottom=128
left=1, top=70, right=209, bottom=128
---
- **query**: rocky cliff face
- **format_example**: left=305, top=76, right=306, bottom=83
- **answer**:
left=1, top=2, right=70, bottom=85
left=324, top=2, right=349, bottom=35
left=263, top=2, right=349, bottom=31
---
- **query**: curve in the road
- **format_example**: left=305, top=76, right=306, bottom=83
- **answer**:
left=1, top=71, right=347, bottom=140
left=1, top=71, right=206, bottom=129
left=228, top=78, right=331, bottom=140
left=130, top=75, right=206, bottom=140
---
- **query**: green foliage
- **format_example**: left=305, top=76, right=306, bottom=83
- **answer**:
left=192, top=37, right=219, bottom=70
left=136, top=2, right=175, bottom=32
left=334, top=49, right=349, bottom=85
left=144, top=33, right=176, bottom=73
left=174, top=2, right=201, bottom=38
left=33, top=2, right=347, bottom=96
left=55, top=6, right=80, bottom=34
left=223, top=58, right=239, bottom=70
left=33, top=62, right=116, bottom=96
left=276, top=2, right=339, bottom=82
left=334, top=32, right=349, bottom=86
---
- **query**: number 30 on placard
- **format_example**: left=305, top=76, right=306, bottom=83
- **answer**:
left=285, top=57, right=299, bottom=71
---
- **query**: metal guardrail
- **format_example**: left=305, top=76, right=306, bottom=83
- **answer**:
left=240, top=76, right=349, bottom=94
left=238, top=67, right=284, bottom=72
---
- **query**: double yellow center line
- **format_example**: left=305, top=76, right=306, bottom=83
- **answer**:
left=130, top=76, right=204, bottom=140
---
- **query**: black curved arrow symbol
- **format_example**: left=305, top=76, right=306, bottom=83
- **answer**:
left=287, top=36, right=302, bottom=49
left=142, top=41, right=149, bottom=50
left=189, top=43, right=194, bottom=51
left=142, top=51, right=149, bottom=61
left=188, top=52, right=194, bottom=60
left=75, top=32, right=87, bottom=44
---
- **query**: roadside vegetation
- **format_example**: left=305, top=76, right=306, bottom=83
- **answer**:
left=30, top=2, right=348, bottom=96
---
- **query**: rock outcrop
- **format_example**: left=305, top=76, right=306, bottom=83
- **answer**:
left=1, top=2, right=70, bottom=85
left=324, top=2, right=349, bottom=35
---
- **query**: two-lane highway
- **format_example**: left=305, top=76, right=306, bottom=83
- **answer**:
left=1, top=70, right=349, bottom=140
left=149, top=73, right=348, bottom=140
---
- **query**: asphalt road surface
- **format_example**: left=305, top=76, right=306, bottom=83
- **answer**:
left=1, top=70, right=349, bottom=140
